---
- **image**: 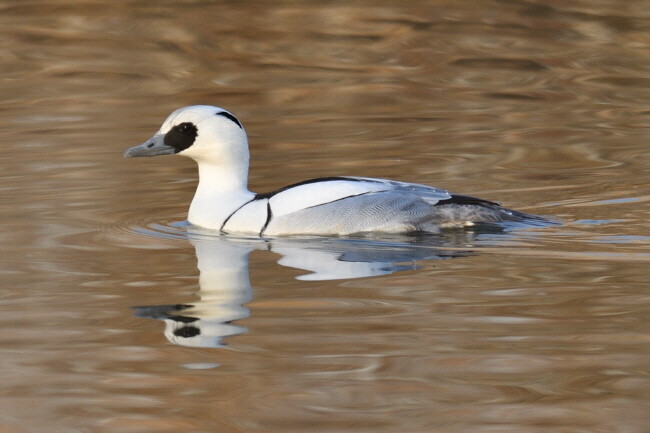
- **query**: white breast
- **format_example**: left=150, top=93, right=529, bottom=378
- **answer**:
left=222, top=198, right=268, bottom=234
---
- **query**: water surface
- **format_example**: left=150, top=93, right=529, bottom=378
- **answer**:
left=1, top=1, right=649, bottom=432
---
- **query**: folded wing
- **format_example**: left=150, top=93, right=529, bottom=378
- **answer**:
left=263, top=177, right=453, bottom=235
left=267, top=176, right=451, bottom=217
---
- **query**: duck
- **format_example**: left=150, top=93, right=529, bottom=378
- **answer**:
left=124, top=105, right=549, bottom=236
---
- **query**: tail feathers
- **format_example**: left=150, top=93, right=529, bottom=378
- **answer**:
left=434, top=194, right=555, bottom=226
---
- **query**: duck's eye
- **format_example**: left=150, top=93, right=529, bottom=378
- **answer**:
left=164, top=122, right=198, bottom=153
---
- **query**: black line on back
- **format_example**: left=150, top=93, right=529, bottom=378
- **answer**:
left=301, top=191, right=375, bottom=211
left=215, top=111, right=243, bottom=129
left=254, top=177, right=368, bottom=200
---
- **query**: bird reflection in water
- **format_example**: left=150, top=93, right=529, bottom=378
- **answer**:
left=132, top=225, right=520, bottom=348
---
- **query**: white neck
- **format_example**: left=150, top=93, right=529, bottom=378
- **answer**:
left=188, top=161, right=255, bottom=230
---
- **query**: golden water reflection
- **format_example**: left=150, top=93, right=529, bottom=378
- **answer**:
left=1, top=1, right=650, bottom=432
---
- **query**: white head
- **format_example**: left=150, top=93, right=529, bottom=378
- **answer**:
left=124, top=105, right=248, bottom=166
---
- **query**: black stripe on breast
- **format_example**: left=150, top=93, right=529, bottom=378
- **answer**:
left=434, top=194, right=501, bottom=208
left=220, top=198, right=256, bottom=232
left=259, top=201, right=273, bottom=237
left=254, top=176, right=368, bottom=200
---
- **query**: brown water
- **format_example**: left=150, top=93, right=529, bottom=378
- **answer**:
left=2, top=1, right=650, bottom=432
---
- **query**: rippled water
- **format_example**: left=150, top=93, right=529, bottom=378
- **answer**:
left=2, top=1, right=650, bottom=432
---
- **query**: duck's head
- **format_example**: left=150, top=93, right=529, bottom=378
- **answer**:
left=124, top=105, right=248, bottom=164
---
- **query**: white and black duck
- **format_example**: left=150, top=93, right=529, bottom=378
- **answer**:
left=124, top=105, right=550, bottom=236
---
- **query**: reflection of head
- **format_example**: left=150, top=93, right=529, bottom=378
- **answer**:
left=133, top=304, right=247, bottom=348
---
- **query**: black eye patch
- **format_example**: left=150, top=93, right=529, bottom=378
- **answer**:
left=164, top=122, right=198, bottom=153
left=216, top=111, right=243, bottom=129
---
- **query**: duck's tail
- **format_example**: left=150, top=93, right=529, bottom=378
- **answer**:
left=433, top=194, right=557, bottom=228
